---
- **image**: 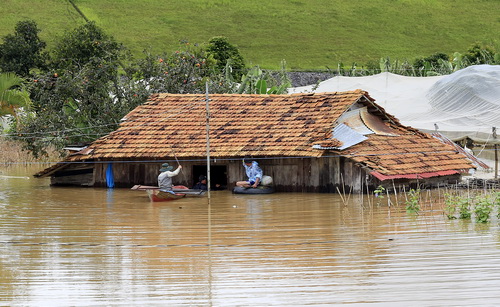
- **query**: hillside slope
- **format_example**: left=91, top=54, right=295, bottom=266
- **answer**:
left=1, top=0, right=500, bottom=69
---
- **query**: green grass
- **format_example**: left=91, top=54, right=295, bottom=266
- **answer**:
left=1, top=0, right=500, bottom=70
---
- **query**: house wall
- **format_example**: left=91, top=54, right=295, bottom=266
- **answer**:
left=49, top=163, right=95, bottom=186
left=89, top=157, right=367, bottom=192
left=51, top=157, right=459, bottom=193
left=227, top=157, right=366, bottom=193
left=94, top=162, right=195, bottom=188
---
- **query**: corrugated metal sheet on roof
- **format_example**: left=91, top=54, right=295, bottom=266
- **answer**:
left=332, top=123, right=368, bottom=150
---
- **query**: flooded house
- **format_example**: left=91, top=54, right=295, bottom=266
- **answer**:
left=35, top=90, right=475, bottom=193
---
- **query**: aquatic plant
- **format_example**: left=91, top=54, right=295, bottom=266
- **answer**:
left=405, top=189, right=421, bottom=214
left=374, top=185, right=386, bottom=206
left=444, top=193, right=458, bottom=219
left=494, top=192, right=500, bottom=219
left=458, top=196, right=472, bottom=219
left=474, top=194, right=494, bottom=223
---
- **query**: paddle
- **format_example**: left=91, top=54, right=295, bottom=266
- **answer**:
left=170, top=145, right=187, bottom=182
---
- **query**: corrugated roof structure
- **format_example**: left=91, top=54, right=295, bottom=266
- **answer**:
left=36, top=90, right=475, bottom=180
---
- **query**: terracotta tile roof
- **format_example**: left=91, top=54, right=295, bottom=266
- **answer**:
left=340, top=130, right=474, bottom=178
left=36, top=90, right=474, bottom=180
left=67, top=91, right=366, bottom=160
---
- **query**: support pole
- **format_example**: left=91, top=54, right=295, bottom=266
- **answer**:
left=205, top=82, right=212, bottom=200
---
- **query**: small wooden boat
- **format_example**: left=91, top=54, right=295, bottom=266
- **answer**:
left=131, top=185, right=206, bottom=202
left=232, top=186, right=275, bottom=194
left=146, top=189, right=186, bottom=202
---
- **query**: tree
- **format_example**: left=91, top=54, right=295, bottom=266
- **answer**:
left=51, top=21, right=124, bottom=71
left=205, top=36, right=245, bottom=79
left=12, top=22, right=145, bottom=157
left=0, top=20, right=47, bottom=77
left=0, top=72, right=30, bottom=118
left=129, top=42, right=236, bottom=94
left=13, top=64, right=148, bottom=157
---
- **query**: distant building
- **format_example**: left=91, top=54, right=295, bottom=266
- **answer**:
left=35, top=91, right=474, bottom=192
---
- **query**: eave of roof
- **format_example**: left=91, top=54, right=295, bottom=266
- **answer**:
left=371, top=170, right=460, bottom=181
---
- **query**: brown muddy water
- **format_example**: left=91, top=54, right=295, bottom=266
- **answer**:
left=1, top=166, right=500, bottom=306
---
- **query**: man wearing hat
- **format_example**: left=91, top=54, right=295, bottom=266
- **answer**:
left=158, top=163, right=182, bottom=192
left=236, top=158, right=263, bottom=188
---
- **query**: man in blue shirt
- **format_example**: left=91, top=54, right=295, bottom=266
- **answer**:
left=236, top=158, right=263, bottom=188
left=193, top=175, right=208, bottom=190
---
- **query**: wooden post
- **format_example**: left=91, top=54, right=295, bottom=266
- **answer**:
left=493, top=127, right=498, bottom=180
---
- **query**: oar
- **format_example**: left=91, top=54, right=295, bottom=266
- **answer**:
left=170, top=145, right=187, bottom=182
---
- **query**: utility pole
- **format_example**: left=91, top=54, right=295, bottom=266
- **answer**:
left=205, top=82, right=211, bottom=199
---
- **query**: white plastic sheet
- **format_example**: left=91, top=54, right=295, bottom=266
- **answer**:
left=289, top=65, right=500, bottom=144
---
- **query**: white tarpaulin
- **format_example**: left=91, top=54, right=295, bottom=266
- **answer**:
left=289, top=65, right=500, bottom=145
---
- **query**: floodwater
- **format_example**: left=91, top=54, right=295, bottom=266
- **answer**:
left=1, top=166, right=500, bottom=306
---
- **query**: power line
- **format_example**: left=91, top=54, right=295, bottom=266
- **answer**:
left=1, top=98, right=205, bottom=140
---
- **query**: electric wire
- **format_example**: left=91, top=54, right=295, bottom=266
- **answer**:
left=1, top=97, right=206, bottom=139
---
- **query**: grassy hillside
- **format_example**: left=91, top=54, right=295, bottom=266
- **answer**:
left=1, top=0, right=499, bottom=70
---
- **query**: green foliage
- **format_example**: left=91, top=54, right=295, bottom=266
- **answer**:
left=129, top=42, right=235, bottom=94
left=463, top=43, right=497, bottom=65
left=11, top=22, right=146, bottom=157
left=444, top=193, right=458, bottom=219
left=413, top=53, right=450, bottom=76
left=237, top=61, right=291, bottom=94
left=495, top=192, right=500, bottom=219
left=13, top=67, right=148, bottom=157
left=458, top=196, right=472, bottom=220
left=0, top=72, right=31, bottom=118
left=205, top=37, right=245, bottom=79
left=374, top=185, right=385, bottom=198
left=444, top=193, right=472, bottom=220
left=51, top=21, right=124, bottom=72
left=474, top=194, right=494, bottom=223
left=405, top=189, right=421, bottom=214
left=0, top=20, right=47, bottom=77
left=373, top=185, right=386, bottom=205
left=2, top=8, right=499, bottom=157
left=444, top=192, right=500, bottom=223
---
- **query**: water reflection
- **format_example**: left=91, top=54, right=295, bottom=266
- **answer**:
left=1, top=165, right=500, bottom=305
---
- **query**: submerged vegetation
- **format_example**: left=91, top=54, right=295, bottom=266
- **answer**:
left=0, top=137, right=58, bottom=164
left=443, top=191, right=500, bottom=223
left=362, top=183, right=500, bottom=224
left=405, top=189, right=421, bottom=214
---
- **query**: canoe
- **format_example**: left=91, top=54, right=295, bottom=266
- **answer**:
left=146, top=189, right=186, bottom=202
left=232, top=186, right=275, bottom=194
left=132, top=185, right=206, bottom=202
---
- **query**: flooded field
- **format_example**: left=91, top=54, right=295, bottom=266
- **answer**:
left=1, top=165, right=500, bottom=306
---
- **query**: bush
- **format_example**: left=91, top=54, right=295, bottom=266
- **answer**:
left=205, top=36, right=245, bottom=79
